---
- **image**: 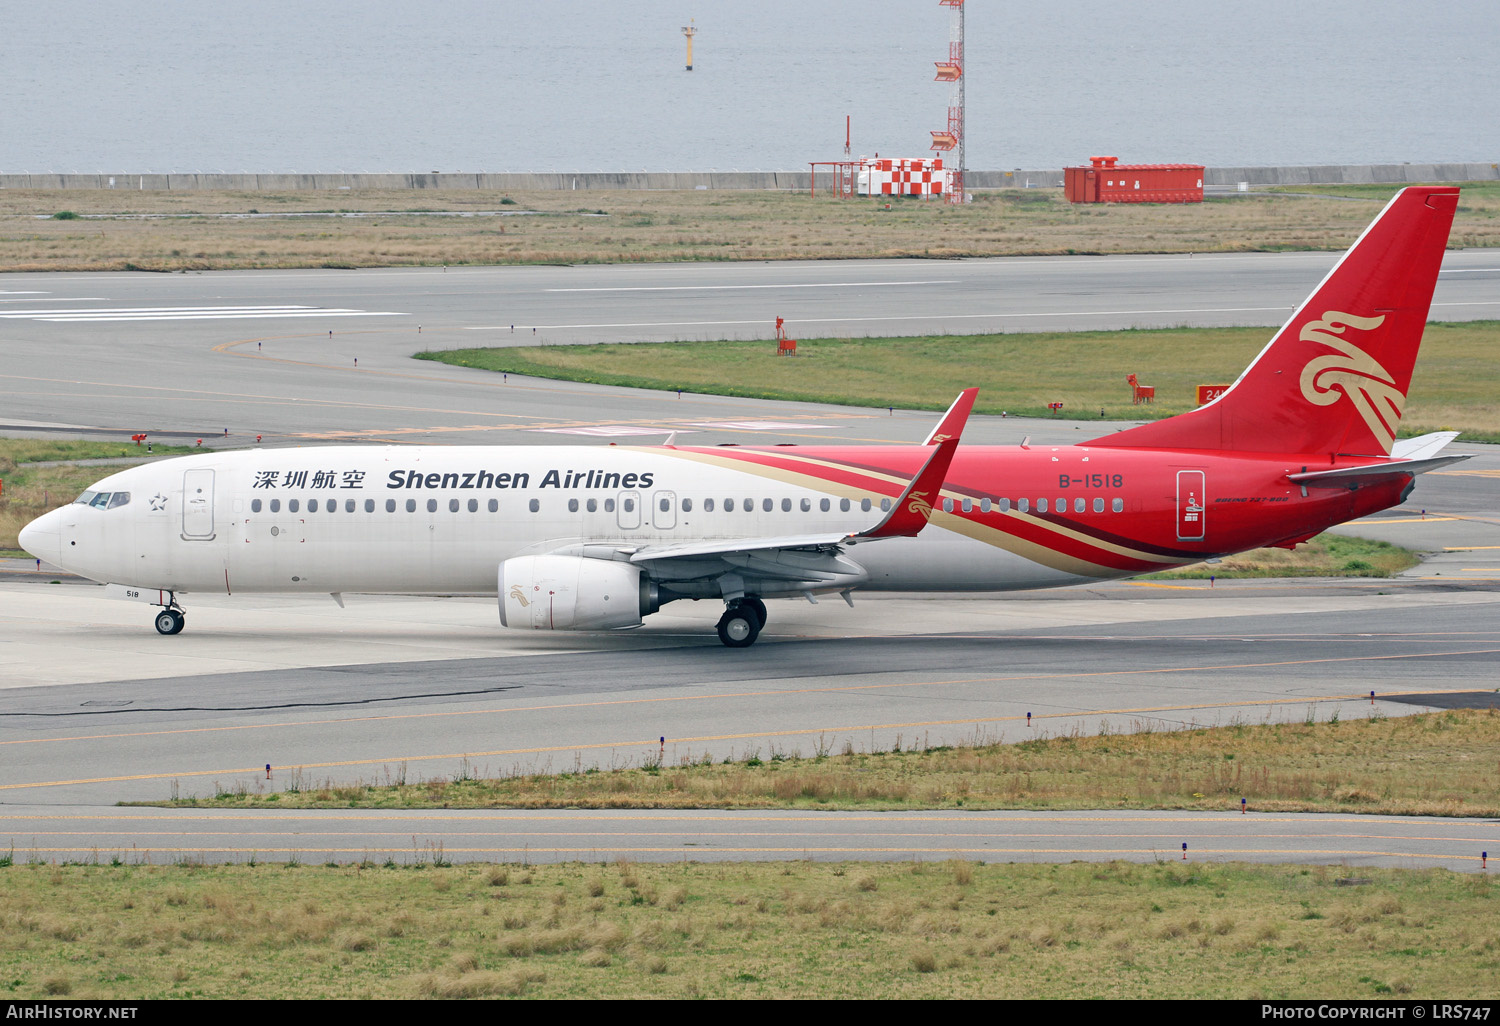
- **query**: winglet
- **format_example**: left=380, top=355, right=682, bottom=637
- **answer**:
left=853, top=436, right=959, bottom=540
left=922, top=387, right=979, bottom=445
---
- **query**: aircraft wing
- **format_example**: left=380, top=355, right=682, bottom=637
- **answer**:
left=621, top=390, right=973, bottom=588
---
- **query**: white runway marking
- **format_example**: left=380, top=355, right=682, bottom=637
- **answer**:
left=0, top=304, right=405, bottom=323
left=0, top=296, right=107, bottom=304
left=546, top=280, right=959, bottom=293
left=530, top=425, right=686, bottom=437
left=688, top=421, right=832, bottom=431
left=468, top=300, right=1500, bottom=333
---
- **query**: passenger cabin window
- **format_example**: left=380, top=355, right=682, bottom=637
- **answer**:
left=860, top=498, right=872, bottom=513
left=308, top=499, right=319, bottom=513
left=800, top=498, right=811, bottom=512
left=604, top=498, right=615, bottom=513
left=682, top=498, right=692, bottom=512
left=449, top=498, right=460, bottom=513
left=386, top=499, right=396, bottom=512
left=943, top=498, right=954, bottom=513
left=468, top=498, right=478, bottom=512
left=427, top=499, right=438, bottom=513
left=1018, top=499, right=1029, bottom=513
left=406, top=499, right=416, bottom=512
left=288, top=499, right=300, bottom=513
left=660, top=497, right=671, bottom=513
left=840, top=498, right=851, bottom=512
left=880, top=498, right=891, bottom=512
left=781, top=498, right=792, bottom=512
left=1037, top=499, right=1047, bottom=513
left=251, top=499, right=262, bottom=513
left=488, top=499, right=499, bottom=513
left=763, top=498, right=773, bottom=513
left=568, top=498, right=579, bottom=513
left=961, top=498, right=973, bottom=513
left=270, top=499, right=281, bottom=513
left=704, top=498, right=715, bottom=512
left=587, top=498, right=598, bottom=513
left=820, top=498, right=830, bottom=512
left=365, top=499, right=375, bottom=512
left=1093, top=498, right=1105, bottom=513
left=347, top=499, right=357, bottom=512
left=529, top=499, right=540, bottom=513
left=1112, top=497, right=1124, bottom=513
left=999, top=498, right=1010, bottom=512
left=980, top=498, right=991, bottom=513
left=1075, top=498, right=1086, bottom=513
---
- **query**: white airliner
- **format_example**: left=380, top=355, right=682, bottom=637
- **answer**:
left=19, top=187, right=1469, bottom=646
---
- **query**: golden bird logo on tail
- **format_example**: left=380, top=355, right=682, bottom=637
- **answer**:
left=1297, top=311, right=1404, bottom=451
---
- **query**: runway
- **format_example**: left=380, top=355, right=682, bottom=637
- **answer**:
left=2, top=251, right=1498, bottom=446
left=2, top=252, right=1497, bottom=865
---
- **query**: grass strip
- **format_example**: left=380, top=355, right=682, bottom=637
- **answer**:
left=1145, top=533, right=1421, bottom=579
left=417, top=320, right=1500, bottom=441
left=2, top=183, right=1497, bottom=272
left=0, top=440, right=201, bottom=552
left=0, top=860, right=1492, bottom=999
left=157, top=709, right=1500, bottom=817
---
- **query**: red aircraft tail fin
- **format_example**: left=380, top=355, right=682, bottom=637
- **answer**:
left=1090, top=186, right=1459, bottom=456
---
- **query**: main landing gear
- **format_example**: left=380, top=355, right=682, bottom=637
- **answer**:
left=716, top=596, right=767, bottom=648
left=153, top=600, right=186, bottom=635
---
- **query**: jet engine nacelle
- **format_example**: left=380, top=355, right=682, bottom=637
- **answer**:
left=498, top=555, right=659, bottom=631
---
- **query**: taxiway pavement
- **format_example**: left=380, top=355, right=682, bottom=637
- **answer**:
left=2, top=254, right=1496, bottom=865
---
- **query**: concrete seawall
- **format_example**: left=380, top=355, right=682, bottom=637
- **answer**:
left=0, top=164, right=1495, bottom=191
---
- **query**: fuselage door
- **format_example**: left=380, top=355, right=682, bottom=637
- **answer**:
left=652, top=490, right=677, bottom=530
left=182, top=469, right=216, bottom=540
left=617, top=491, right=641, bottom=530
left=1176, top=469, right=1205, bottom=541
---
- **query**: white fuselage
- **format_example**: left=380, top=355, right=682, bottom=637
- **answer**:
left=25, top=446, right=1093, bottom=599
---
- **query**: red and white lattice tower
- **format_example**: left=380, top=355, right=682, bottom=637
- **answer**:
left=930, top=0, right=965, bottom=204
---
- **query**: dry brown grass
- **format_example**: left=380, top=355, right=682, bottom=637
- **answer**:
left=0, top=440, right=200, bottom=553
left=169, top=708, right=1500, bottom=817
left=0, top=860, right=1493, bottom=999
left=4, top=184, right=1498, bottom=271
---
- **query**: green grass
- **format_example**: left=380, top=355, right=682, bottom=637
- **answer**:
left=155, top=708, right=1500, bottom=818
left=0, top=860, right=1493, bottom=998
left=1147, top=533, right=1421, bottom=579
left=416, top=320, right=1500, bottom=441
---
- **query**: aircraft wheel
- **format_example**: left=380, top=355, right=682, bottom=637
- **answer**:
left=168, top=611, right=185, bottom=635
left=154, top=609, right=182, bottom=635
left=742, top=596, right=767, bottom=628
left=716, top=608, right=760, bottom=648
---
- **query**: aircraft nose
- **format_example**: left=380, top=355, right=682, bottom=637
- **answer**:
left=18, top=508, right=61, bottom=565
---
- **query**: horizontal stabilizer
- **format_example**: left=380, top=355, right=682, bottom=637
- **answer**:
left=1391, top=430, right=1461, bottom=461
left=1287, top=453, right=1471, bottom=488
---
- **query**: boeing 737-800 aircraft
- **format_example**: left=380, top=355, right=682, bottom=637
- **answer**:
left=20, top=187, right=1469, bottom=646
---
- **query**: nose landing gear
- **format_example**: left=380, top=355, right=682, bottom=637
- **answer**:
left=153, top=599, right=186, bottom=635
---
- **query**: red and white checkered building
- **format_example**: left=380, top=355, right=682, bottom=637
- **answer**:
left=858, top=158, right=949, bottom=197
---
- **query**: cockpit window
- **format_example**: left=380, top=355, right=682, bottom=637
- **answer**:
left=75, top=490, right=130, bottom=509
